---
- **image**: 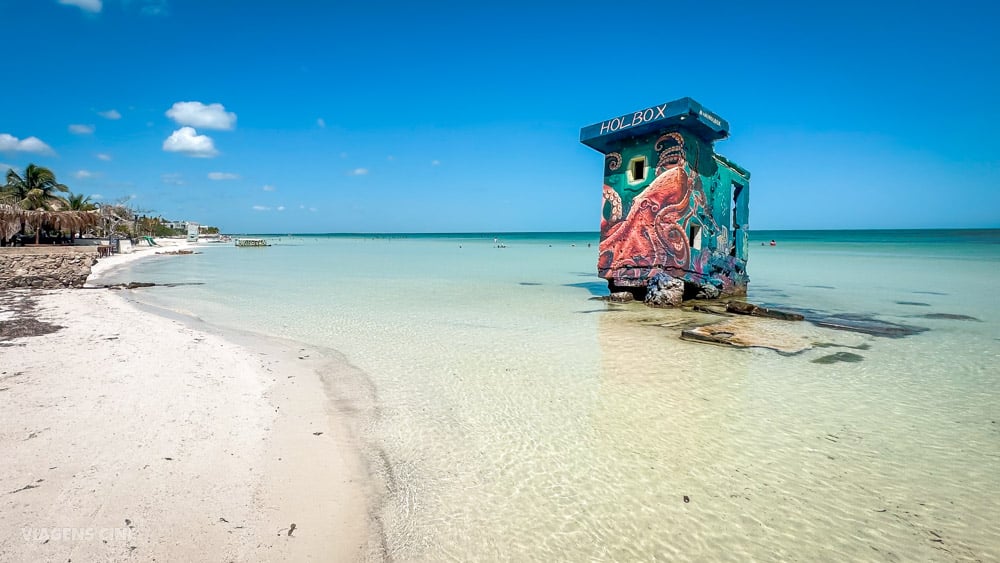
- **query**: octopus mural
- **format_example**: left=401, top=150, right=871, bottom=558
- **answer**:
left=598, top=130, right=748, bottom=297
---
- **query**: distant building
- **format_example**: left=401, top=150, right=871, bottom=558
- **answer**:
left=163, top=220, right=188, bottom=231
left=580, top=97, right=750, bottom=299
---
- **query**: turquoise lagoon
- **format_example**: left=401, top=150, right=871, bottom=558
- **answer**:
left=103, top=230, right=1000, bottom=561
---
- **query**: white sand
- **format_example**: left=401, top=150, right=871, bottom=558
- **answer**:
left=0, top=249, right=374, bottom=561
left=87, top=237, right=196, bottom=282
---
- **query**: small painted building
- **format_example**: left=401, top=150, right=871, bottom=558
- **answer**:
left=580, top=97, right=750, bottom=299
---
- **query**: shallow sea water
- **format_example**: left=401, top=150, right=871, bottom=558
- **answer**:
left=106, top=230, right=1000, bottom=561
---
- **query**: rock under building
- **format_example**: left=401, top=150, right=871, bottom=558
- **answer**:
left=580, top=97, right=750, bottom=303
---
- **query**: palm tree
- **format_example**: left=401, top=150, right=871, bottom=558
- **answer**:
left=64, top=193, right=97, bottom=241
left=4, top=164, right=71, bottom=243
left=6, top=164, right=70, bottom=210
left=67, top=192, right=96, bottom=211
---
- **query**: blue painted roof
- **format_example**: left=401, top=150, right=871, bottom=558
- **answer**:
left=580, top=97, right=730, bottom=153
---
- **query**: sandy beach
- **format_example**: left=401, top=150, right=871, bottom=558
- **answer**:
left=0, top=246, right=374, bottom=562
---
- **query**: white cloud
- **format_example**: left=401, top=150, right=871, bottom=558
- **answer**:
left=98, top=109, right=121, bottom=120
left=299, top=204, right=305, bottom=209
left=309, top=207, right=317, bottom=212
left=431, top=160, right=441, bottom=166
left=58, top=0, right=102, bottom=13
left=69, top=124, right=95, bottom=135
left=166, top=101, right=237, bottom=130
left=277, top=206, right=285, bottom=211
left=252, top=205, right=270, bottom=211
left=348, top=168, right=369, bottom=176
left=162, top=127, right=218, bottom=158
left=74, top=170, right=95, bottom=179
left=0, top=133, right=55, bottom=155
left=262, top=184, right=276, bottom=192
left=96, top=153, right=112, bottom=161
left=91, top=193, right=103, bottom=200
left=207, top=172, right=239, bottom=180
left=161, top=173, right=184, bottom=185
left=317, top=118, right=326, bottom=128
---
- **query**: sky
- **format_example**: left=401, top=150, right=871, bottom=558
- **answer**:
left=2, top=0, right=998, bottom=232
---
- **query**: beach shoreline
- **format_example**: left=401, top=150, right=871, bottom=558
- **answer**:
left=86, top=237, right=196, bottom=283
left=0, top=245, right=379, bottom=562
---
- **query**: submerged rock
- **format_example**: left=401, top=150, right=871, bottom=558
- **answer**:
left=811, top=315, right=927, bottom=338
left=691, top=304, right=729, bottom=316
left=814, top=342, right=872, bottom=351
left=645, top=273, right=684, bottom=308
left=811, top=352, right=864, bottom=364
left=591, top=292, right=635, bottom=303
left=725, top=301, right=804, bottom=321
left=918, top=313, right=981, bottom=321
left=680, top=317, right=814, bottom=354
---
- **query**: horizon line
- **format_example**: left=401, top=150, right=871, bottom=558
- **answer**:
left=220, top=227, right=1000, bottom=236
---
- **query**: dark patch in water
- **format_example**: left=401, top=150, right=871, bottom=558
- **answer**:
left=519, top=282, right=542, bottom=286
left=811, top=314, right=928, bottom=338
left=913, top=290, right=948, bottom=296
left=684, top=298, right=930, bottom=340
left=812, top=352, right=864, bottom=364
left=575, top=309, right=612, bottom=314
left=757, top=304, right=823, bottom=318
left=918, top=313, right=981, bottom=321
left=814, top=342, right=872, bottom=351
left=564, top=281, right=609, bottom=296
left=895, top=301, right=930, bottom=306
left=806, top=285, right=837, bottom=289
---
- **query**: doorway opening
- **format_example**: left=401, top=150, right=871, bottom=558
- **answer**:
left=688, top=224, right=702, bottom=250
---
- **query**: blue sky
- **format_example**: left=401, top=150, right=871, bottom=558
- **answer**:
left=2, top=0, right=997, bottom=232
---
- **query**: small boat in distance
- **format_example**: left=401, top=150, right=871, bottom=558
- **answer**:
left=235, top=238, right=270, bottom=247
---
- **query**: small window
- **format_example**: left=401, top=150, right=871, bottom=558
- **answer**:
left=632, top=159, right=645, bottom=181
left=688, top=224, right=702, bottom=250
left=627, top=156, right=646, bottom=184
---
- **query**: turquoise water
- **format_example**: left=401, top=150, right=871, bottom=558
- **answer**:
left=104, top=230, right=1000, bottom=561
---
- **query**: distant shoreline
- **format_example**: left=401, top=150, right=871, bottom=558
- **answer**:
left=222, top=227, right=999, bottom=237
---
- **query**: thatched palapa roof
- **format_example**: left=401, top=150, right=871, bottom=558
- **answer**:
left=0, top=204, right=103, bottom=241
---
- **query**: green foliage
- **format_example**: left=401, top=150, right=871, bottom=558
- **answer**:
left=67, top=192, right=96, bottom=211
left=135, top=216, right=183, bottom=237
left=2, top=166, right=224, bottom=239
left=3, top=163, right=69, bottom=211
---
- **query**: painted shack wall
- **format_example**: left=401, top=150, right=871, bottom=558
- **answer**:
left=598, top=128, right=750, bottom=296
